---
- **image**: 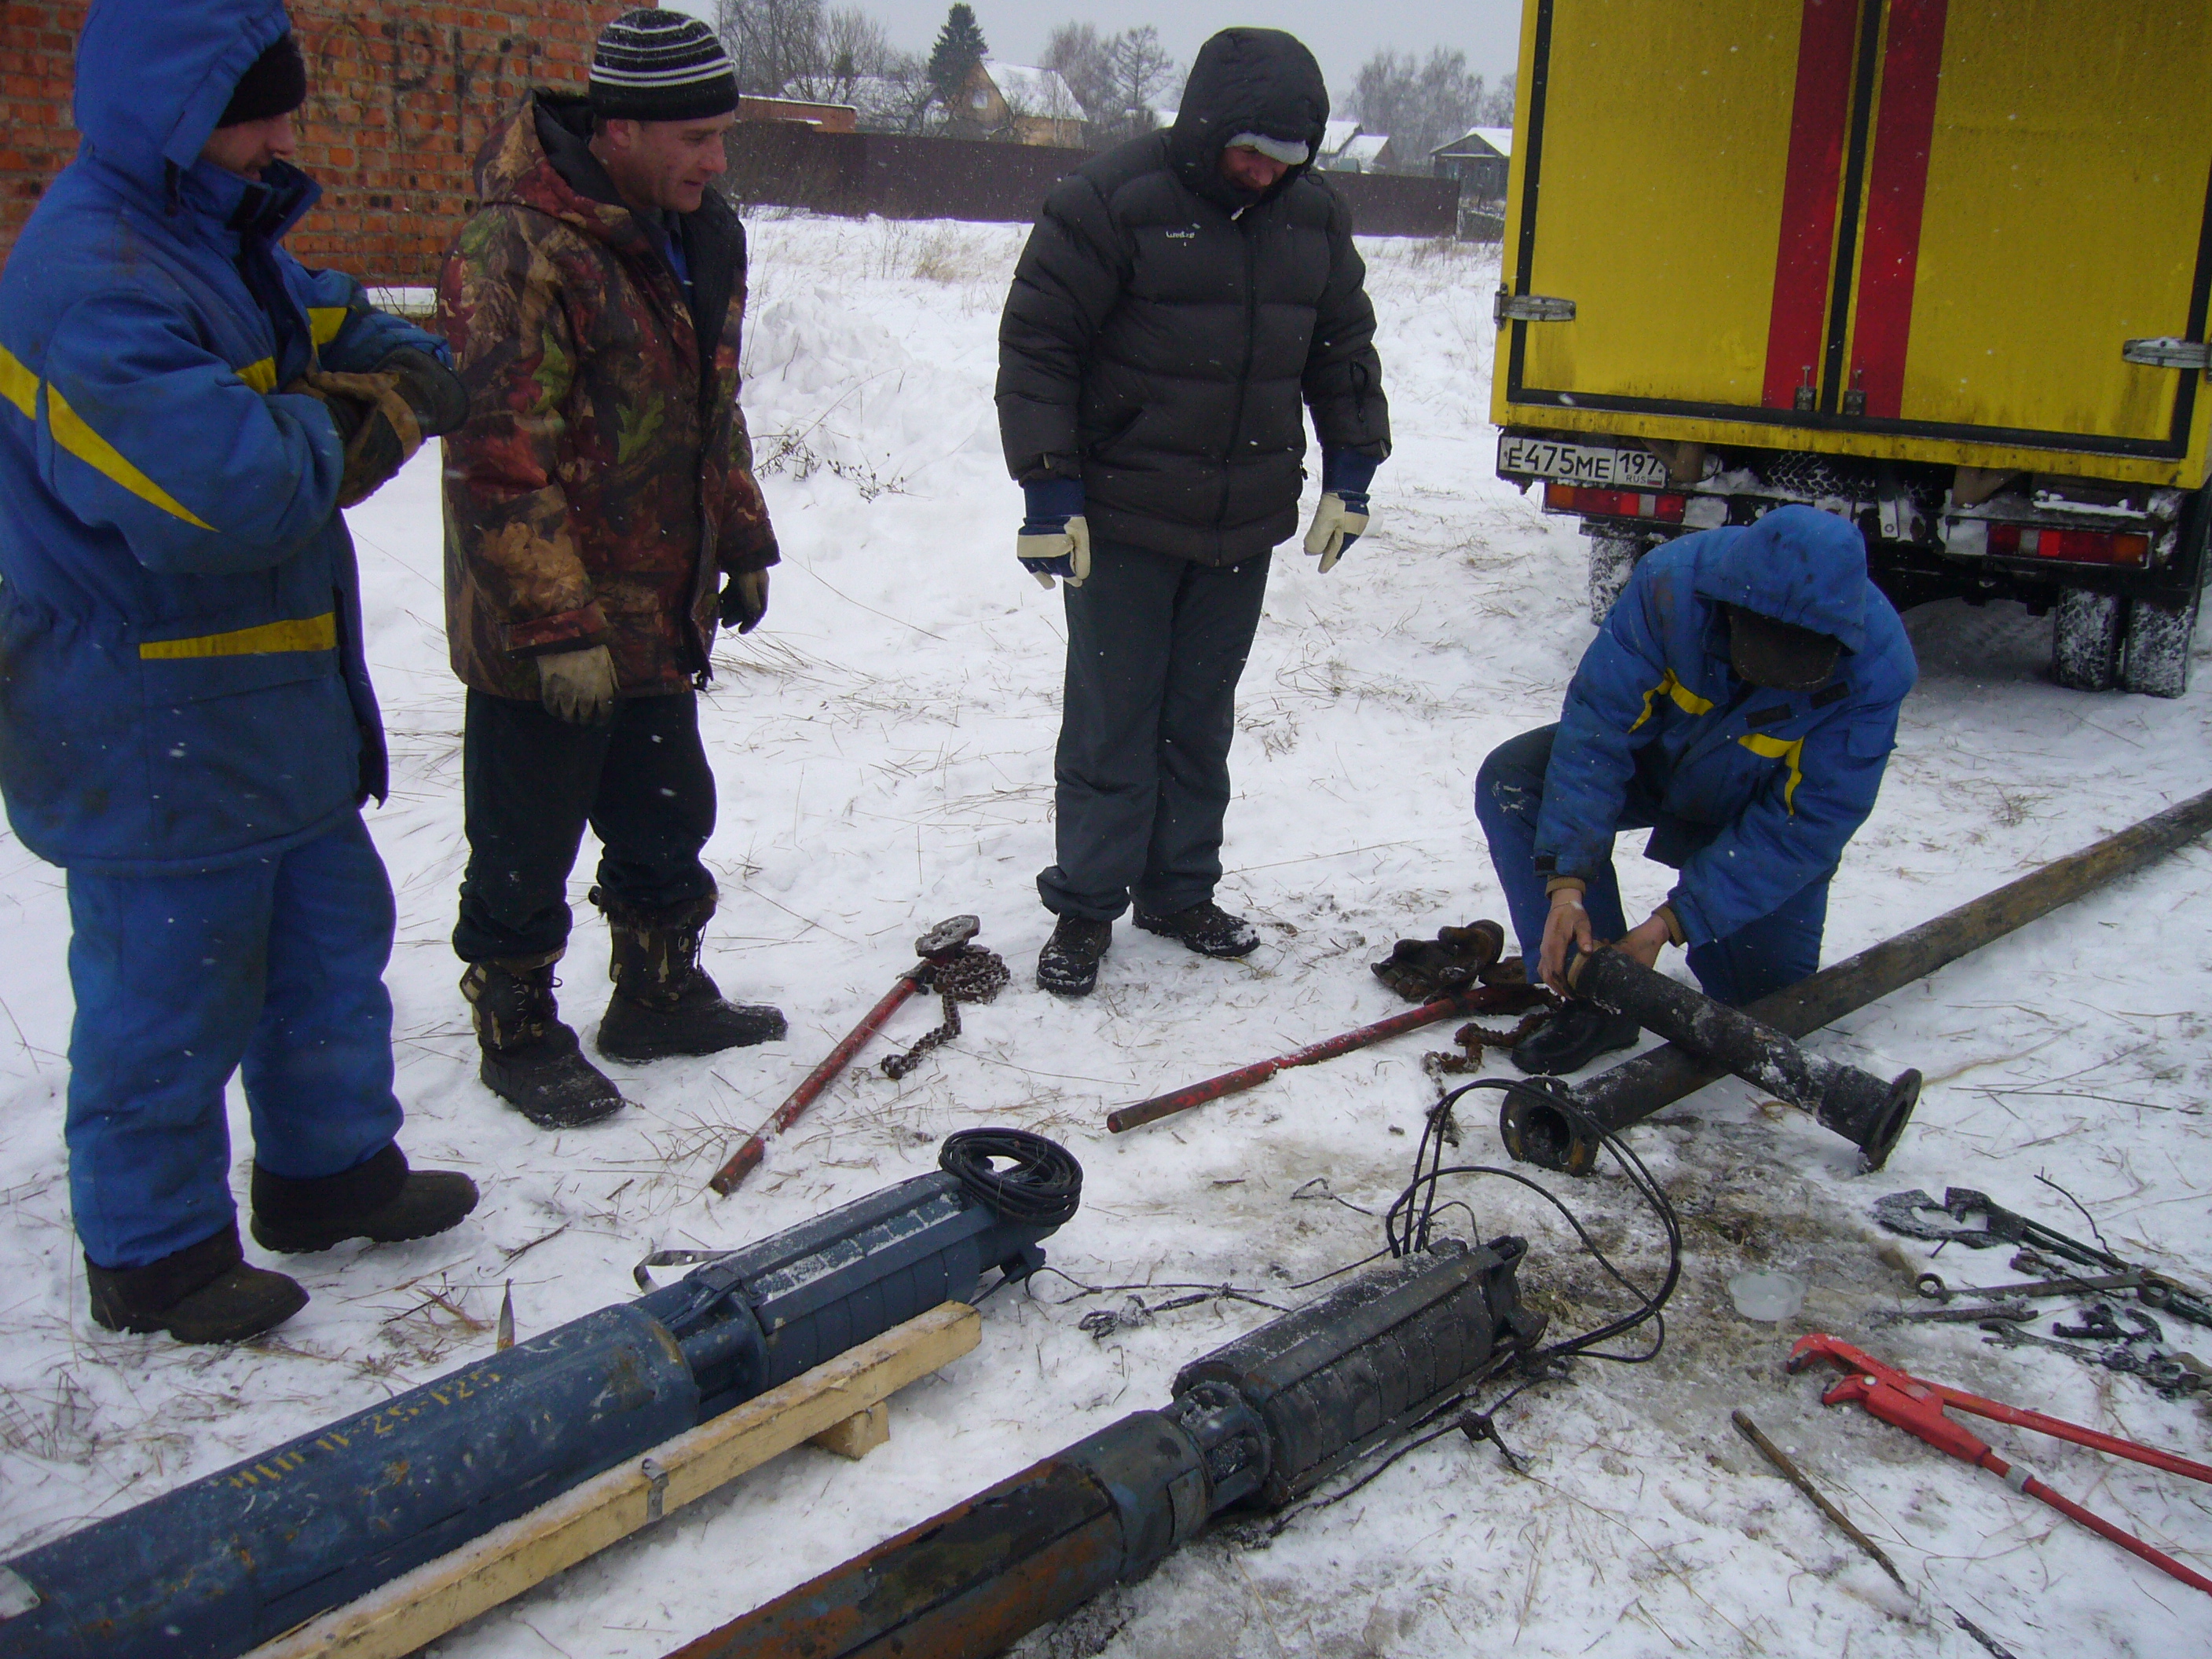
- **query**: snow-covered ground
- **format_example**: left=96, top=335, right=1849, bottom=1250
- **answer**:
left=2, top=215, right=2209, bottom=1657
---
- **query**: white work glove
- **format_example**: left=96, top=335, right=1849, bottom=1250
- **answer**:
left=1302, top=490, right=1370, bottom=573
left=1017, top=514, right=1091, bottom=590
left=537, top=644, right=617, bottom=725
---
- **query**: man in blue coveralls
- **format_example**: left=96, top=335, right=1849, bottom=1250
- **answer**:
left=1474, top=506, right=1917, bottom=1074
left=0, top=1, right=479, bottom=1342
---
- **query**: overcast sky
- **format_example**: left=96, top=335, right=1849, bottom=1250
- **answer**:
left=663, top=2, right=1525, bottom=104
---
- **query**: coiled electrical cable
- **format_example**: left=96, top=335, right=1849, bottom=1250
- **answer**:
left=940, top=1127, right=1084, bottom=1228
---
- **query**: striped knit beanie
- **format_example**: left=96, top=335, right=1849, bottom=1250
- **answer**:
left=588, top=9, right=738, bottom=123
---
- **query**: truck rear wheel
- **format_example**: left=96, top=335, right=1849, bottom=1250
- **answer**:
left=2051, top=590, right=2124, bottom=690
left=2119, top=590, right=2200, bottom=698
left=1586, top=530, right=1647, bottom=624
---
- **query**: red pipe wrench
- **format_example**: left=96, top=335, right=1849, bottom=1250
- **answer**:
left=1790, top=1333, right=2212, bottom=1596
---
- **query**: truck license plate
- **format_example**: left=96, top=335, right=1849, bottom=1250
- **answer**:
left=1496, top=436, right=1670, bottom=488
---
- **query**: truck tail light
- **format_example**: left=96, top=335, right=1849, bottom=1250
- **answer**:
left=1987, top=523, right=2150, bottom=566
left=1543, top=482, right=1687, bottom=522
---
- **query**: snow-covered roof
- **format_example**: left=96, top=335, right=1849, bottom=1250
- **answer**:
left=1435, top=124, right=1514, bottom=159
left=984, top=61, right=1086, bottom=123
left=1320, top=118, right=1360, bottom=158
left=1341, top=133, right=1390, bottom=165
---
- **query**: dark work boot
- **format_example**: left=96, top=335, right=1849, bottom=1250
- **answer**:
left=1133, top=900, right=1259, bottom=958
left=461, top=951, right=627, bottom=1129
left=1510, top=999, right=1641, bottom=1076
left=250, top=1144, right=480, bottom=1254
left=593, top=890, right=786, bottom=1062
left=1038, top=916, right=1112, bottom=996
left=86, top=1223, right=306, bottom=1344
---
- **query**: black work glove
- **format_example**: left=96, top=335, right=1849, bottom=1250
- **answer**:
left=287, top=369, right=422, bottom=508
left=377, top=346, right=470, bottom=437
left=720, top=569, right=770, bottom=634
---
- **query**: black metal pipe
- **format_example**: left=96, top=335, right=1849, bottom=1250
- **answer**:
left=1500, top=786, right=2212, bottom=1175
left=664, top=1239, right=1542, bottom=1659
left=1569, top=949, right=1919, bottom=1170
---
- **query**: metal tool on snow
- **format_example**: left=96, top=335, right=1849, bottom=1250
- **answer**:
left=1107, top=983, right=1547, bottom=1133
left=1790, top=1333, right=2212, bottom=1597
left=1873, top=1187, right=2212, bottom=1330
left=709, top=916, right=1004, bottom=1194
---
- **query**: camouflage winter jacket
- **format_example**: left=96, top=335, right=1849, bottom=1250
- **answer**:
left=438, top=94, right=777, bottom=699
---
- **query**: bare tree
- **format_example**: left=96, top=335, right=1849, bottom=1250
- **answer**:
left=1103, top=27, right=1176, bottom=137
left=1349, top=47, right=1488, bottom=168
left=1478, top=73, right=1517, bottom=126
left=785, top=5, right=892, bottom=101
left=1042, top=22, right=1111, bottom=126
left=716, top=0, right=826, bottom=99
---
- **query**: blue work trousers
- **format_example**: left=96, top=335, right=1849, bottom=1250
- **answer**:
left=1474, top=723, right=1829, bottom=1007
left=64, top=813, right=405, bottom=1269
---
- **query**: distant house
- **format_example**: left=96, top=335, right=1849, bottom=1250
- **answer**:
left=737, top=96, right=857, bottom=134
left=1315, top=123, right=1393, bottom=174
left=1432, top=126, right=1512, bottom=200
left=958, top=60, right=1087, bottom=148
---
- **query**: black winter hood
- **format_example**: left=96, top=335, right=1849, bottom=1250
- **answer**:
left=1170, top=28, right=1330, bottom=211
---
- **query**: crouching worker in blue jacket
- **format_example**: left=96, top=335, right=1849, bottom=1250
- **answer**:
left=0, top=1, right=478, bottom=1343
left=1474, top=506, right=1917, bottom=1075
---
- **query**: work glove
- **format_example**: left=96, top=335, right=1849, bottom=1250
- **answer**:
left=376, top=346, right=471, bottom=438
left=720, top=569, right=770, bottom=634
left=1302, top=448, right=1382, bottom=573
left=537, top=643, right=618, bottom=726
left=1016, top=478, right=1090, bottom=589
left=287, top=368, right=423, bottom=508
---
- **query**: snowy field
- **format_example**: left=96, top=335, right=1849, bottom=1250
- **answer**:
left=3, top=214, right=2210, bottom=1657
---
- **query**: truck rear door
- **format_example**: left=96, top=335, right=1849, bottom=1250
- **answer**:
left=1496, top=0, right=2212, bottom=485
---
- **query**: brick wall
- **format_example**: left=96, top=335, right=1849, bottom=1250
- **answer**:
left=0, top=2, right=622, bottom=286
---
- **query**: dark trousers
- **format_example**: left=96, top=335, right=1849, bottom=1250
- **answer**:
left=1474, top=723, right=1829, bottom=1007
left=67, top=814, right=404, bottom=1268
left=454, top=690, right=717, bottom=963
left=1038, top=540, right=1272, bottom=921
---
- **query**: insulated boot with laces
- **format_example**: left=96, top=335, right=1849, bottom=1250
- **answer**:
left=86, top=1222, right=306, bottom=1345
left=250, top=1143, right=480, bottom=1254
left=1133, top=899, right=1259, bottom=958
left=1509, top=998, right=1640, bottom=1076
left=1038, top=914, right=1112, bottom=996
left=461, top=950, right=627, bottom=1128
left=593, top=890, right=786, bottom=1062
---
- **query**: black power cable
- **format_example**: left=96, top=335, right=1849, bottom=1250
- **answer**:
left=940, top=1127, right=1084, bottom=1229
left=1385, top=1075, right=1682, bottom=1367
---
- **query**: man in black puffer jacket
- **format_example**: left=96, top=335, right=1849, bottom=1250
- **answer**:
left=998, top=27, right=1390, bottom=997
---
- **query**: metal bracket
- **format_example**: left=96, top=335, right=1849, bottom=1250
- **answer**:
left=2123, top=336, right=2211, bottom=371
left=1495, top=291, right=1577, bottom=324
left=640, top=1456, right=669, bottom=1524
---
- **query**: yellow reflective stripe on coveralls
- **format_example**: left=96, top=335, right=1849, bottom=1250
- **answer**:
left=1738, top=732, right=1805, bottom=812
left=235, top=357, right=279, bottom=394
left=138, top=612, right=337, bottom=660
left=1628, top=668, right=1715, bottom=733
left=309, top=306, right=348, bottom=346
left=0, top=346, right=217, bottom=532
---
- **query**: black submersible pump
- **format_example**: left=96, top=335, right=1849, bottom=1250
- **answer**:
left=0, top=1130, right=1081, bottom=1659
left=665, top=1236, right=1542, bottom=1659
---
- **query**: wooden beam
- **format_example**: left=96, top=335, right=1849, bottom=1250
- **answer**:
left=811, top=1401, right=890, bottom=1460
left=247, top=1302, right=980, bottom=1659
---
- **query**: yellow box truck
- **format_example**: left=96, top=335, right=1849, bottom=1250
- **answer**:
left=1490, top=0, right=2212, bottom=694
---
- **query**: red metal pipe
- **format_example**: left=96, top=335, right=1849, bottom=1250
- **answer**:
left=708, top=975, right=923, bottom=1195
left=1106, top=987, right=1520, bottom=1133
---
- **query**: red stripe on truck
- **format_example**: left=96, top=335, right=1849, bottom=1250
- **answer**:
left=1763, top=0, right=1863, bottom=411
left=1851, top=0, right=1948, bottom=419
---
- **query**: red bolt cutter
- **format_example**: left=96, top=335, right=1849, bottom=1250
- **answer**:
left=1790, top=1333, right=2212, bottom=1597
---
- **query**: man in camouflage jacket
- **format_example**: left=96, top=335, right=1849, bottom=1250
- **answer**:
left=438, top=10, right=783, bottom=1128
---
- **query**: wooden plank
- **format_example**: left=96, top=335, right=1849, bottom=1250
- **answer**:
left=810, top=1402, right=890, bottom=1460
left=247, top=1302, right=980, bottom=1659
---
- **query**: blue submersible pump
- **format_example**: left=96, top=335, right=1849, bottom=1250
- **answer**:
left=0, top=1129, right=1080, bottom=1659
